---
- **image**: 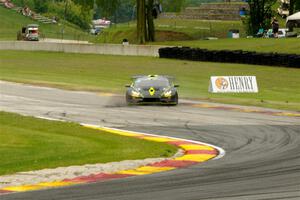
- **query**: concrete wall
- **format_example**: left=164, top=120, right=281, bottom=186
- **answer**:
left=0, top=41, right=165, bottom=57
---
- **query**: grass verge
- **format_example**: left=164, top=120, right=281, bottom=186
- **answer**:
left=95, top=19, right=245, bottom=44
left=0, top=50, right=300, bottom=111
left=0, top=6, right=94, bottom=42
left=0, top=111, right=177, bottom=176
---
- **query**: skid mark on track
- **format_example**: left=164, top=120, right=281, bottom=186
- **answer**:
left=192, top=104, right=300, bottom=117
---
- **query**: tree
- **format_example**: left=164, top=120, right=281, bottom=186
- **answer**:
left=290, top=0, right=295, bottom=15
left=246, top=0, right=276, bottom=35
left=137, top=0, right=146, bottom=44
left=74, top=0, right=120, bottom=18
left=146, top=0, right=155, bottom=42
left=296, top=0, right=300, bottom=11
left=137, top=0, right=161, bottom=43
left=162, top=0, right=185, bottom=12
left=33, top=0, right=49, bottom=13
left=137, top=0, right=186, bottom=43
left=76, top=0, right=181, bottom=43
left=289, top=0, right=300, bottom=14
left=297, top=3, right=300, bottom=12
left=96, top=0, right=120, bottom=17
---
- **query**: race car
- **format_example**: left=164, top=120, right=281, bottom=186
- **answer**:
left=125, top=75, right=179, bottom=105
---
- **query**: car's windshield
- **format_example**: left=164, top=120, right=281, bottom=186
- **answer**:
left=29, top=30, right=38, bottom=34
left=134, top=78, right=170, bottom=88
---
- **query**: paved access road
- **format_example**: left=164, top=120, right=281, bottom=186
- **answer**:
left=1, top=81, right=299, bottom=200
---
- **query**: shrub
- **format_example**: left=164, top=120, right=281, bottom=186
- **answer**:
left=47, top=1, right=92, bottom=30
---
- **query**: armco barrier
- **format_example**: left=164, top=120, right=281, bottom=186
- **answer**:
left=0, top=41, right=164, bottom=57
left=159, top=47, right=300, bottom=68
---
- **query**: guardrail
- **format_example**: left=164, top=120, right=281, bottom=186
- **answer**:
left=0, top=41, right=164, bottom=57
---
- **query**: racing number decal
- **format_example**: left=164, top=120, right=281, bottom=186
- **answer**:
left=149, top=87, right=155, bottom=96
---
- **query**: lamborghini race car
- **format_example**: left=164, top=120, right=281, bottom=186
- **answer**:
left=125, top=75, right=179, bottom=105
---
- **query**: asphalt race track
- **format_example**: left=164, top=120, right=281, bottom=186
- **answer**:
left=1, top=81, right=300, bottom=200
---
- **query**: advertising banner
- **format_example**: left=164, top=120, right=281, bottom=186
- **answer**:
left=209, top=76, right=258, bottom=93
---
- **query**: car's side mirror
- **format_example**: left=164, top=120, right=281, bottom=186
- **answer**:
left=174, top=84, right=180, bottom=88
left=125, top=84, right=131, bottom=88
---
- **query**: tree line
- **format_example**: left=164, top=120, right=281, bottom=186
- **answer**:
left=11, top=0, right=300, bottom=43
left=246, top=0, right=300, bottom=35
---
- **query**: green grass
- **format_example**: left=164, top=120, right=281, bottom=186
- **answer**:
left=3, top=4, right=297, bottom=56
left=0, top=50, right=300, bottom=111
left=0, top=111, right=177, bottom=175
left=153, top=38, right=300, bottom=55
left=0, top=5, right=244, bottom=43
left=0, top=6, right=94, bottom=41
left=92, top=19, right=300, bottom=55
left=96, top=19, right=245, bottom=44
left=155, top=18, right=246, bottom=39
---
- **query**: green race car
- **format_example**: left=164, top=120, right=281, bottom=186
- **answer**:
left=125, top=75, right=179, bottom=105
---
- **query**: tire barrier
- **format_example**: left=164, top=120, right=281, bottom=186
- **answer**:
left=159, top=47, right=300, bottom=68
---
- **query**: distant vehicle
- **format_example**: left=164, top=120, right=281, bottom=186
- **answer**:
left=92, top=18, right=111, bottom=29
left=277, top=0, right=290, bottom=18
left=286, top=12, right=300, bottom=31
left=264, top=28, right=288, bottom=38
left=17, top=24, right=39, bottom=41
left=125, top=75, right=179, bottom=105
left=90, top=27, right=101, bottom=35
left=278, top=28, right=289, bottom=38
left=90, top=18, right=110, bottom=35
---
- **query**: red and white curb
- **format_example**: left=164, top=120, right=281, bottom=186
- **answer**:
left=0, top=121, right=225, bottom=195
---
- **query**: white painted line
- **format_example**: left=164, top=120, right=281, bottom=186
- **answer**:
left=157, top=25, right=170, bottom=28
left=34, top=116, right=225, bottom=160
left=174, top=26, right=187, bottom=29
left=36, top=116, right=66, bottom=122
left=81, top=123, right=226, bottom=160
left=194, top=27, right=210, bottom=30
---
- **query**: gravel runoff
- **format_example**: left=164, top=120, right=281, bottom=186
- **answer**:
left=0, top=150, right=184, bottom=188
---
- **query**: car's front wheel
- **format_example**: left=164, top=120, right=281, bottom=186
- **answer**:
left=170, top=92, right=178, bottom=106
left=126, top=93, right=132, bottom=105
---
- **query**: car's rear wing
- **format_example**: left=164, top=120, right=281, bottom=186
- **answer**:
left=131, top=75, right=175, bottom=81
left=163, top=75, right=175, bottom=81
left=131, top=75, right=145, bottom=80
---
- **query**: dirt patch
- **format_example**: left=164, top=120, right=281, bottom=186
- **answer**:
left=155, top=30, right=193, bottom=42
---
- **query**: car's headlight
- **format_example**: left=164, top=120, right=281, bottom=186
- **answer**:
left=163, top=90, right=172, bottom=97
left=131, top=90, right=142, bottom=97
